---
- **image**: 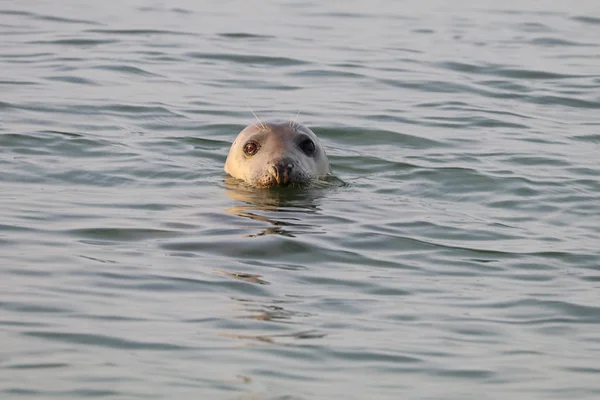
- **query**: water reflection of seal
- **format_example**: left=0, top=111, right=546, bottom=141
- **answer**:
left=223, top=174, right=325, bottom=238
left=224, top=120, right=331, bottom=188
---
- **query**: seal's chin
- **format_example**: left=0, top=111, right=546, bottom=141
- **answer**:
left=256, top=174, right=311, bottom=188
left=256, top=177, right=297, bottom=188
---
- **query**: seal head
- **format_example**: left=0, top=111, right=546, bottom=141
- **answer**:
left=225, top=120, right=330, bottom=188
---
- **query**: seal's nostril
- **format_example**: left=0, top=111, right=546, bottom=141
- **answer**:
left=269, top=165, right=281, bottom=184
left=269, top=160, right=294, bottom=185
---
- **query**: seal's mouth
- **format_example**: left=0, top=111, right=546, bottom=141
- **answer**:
left=257, top=175, right=310, bottom=189
left=258, top=177, right=293, bottom=188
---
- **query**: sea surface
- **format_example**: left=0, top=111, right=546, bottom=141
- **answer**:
left=2, top=1, right=600, bottom=399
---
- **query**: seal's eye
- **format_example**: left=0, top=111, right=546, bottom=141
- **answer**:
left=299, top=138, right=315, bottom=156
left=243, top=141, right=260, bottom=156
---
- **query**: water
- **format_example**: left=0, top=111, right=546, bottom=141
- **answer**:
left=2, top=1, right=600, bottom=399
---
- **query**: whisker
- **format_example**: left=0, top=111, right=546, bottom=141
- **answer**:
left=247, top=106, right=266, bottom=129
left=292, top=110, right=301, bottom=130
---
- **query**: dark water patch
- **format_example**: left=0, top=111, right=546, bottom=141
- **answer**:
left=412, top=28, right=435, bottom=34
left=319, top=11, right=366, bottom=19
left=138, top=6, right=194, bottom=14
left=0, top=79, right=39, bottom=85
left=141, top=54, right=183, bottom=62
left=477, top=79, right=531, bottom=92
left=171, top=8, right=192, bottom=14
left=41, top=129, right=83, bottom=138
left=526, top=94, right=600, bottom=109
left=433, top=368, right=494, bottom=379
left=98, top=103, right=185, bottom=116
left=0, top=9, right=98, bottom=25
left=218, top=32, right=275, bottom=40
left=202, top=78, right=301, bottom=91
left=58, top=389, right=123, bottom=397
left=34, top=15, right=100, bottom=26
left=86, top=28, right=197, bottom=36
left=327, top=348, right=422, bottom=364
left=45, top=75, right=98, bottom=85
left=5, top=362, right=69, bottom=370
left=0, top=320, right=49, bottom=328
left=516, top=22, right=552, bottom=32
left=84, top=201, right=179, bottom=212
left=572, top=16, right=600, bottom=25
left=565, top=366, right=600, bottom=374
left=366, top=284, right=411, bottom=296
left=488, top=8, right=563, bottom=16
left=503, top=155, right=570, bottom=167
left=184, top=52, right=307, bottom=66
left=291, top=68, right=367, bottom=79
left=3, top=389, right=40, bottom=396
left=438, top=61, right=586, bottom=80
left=29, top=38, right=118, bottom=46
left=1, top=301, right=70, bottom=314
left=23, top=331, right=193, bottom=350
left=0, top=223, right=38, bottom=233
left=0, top=52, right=55, bottom=63
left=65, top=227, right=180, bottom=242
left=79, top=255, right=118, bottom=264
left=90, top=64, right=163, bottom=77
left=161, top=237, right=341, bottom=264
left=0, top=9, right=31, bottom=16
left=531, top=37, right=597, bottom=47
left=1, top=132, right=74, bottom=150
left=70, top=313, right=152, bottom=322
left=96, top=273, right=275, bottom=296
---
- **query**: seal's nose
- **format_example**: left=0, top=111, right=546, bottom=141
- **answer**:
left=269, top=159, right=294, bottom=185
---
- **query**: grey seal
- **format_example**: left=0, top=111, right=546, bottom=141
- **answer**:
left=224, top=119, right=331, bottom=188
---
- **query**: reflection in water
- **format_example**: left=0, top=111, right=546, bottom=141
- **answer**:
left=215, top=269, right=270, bottom=285
left=230, top=297, right=312, bottom=322
left=221, top=297, right=327, bottom=345
left=220, top=330, right=327, bottom=345
left=223, top=175, right=338, bottom=238
left=219, top=179, right=336, bottom=349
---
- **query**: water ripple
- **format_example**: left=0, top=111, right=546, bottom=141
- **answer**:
left=2, top=1, right=600, bottom=399
left=23, top=331, right=193, bottom=351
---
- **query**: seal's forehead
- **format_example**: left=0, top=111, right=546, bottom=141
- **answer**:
left=239, top=121, right=315, bottom=139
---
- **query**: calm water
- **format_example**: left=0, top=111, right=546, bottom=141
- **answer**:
left=2, top=1, right=600, bottom=399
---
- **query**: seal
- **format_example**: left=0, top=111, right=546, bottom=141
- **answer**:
left=224, top=119, right=331, bottom=188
